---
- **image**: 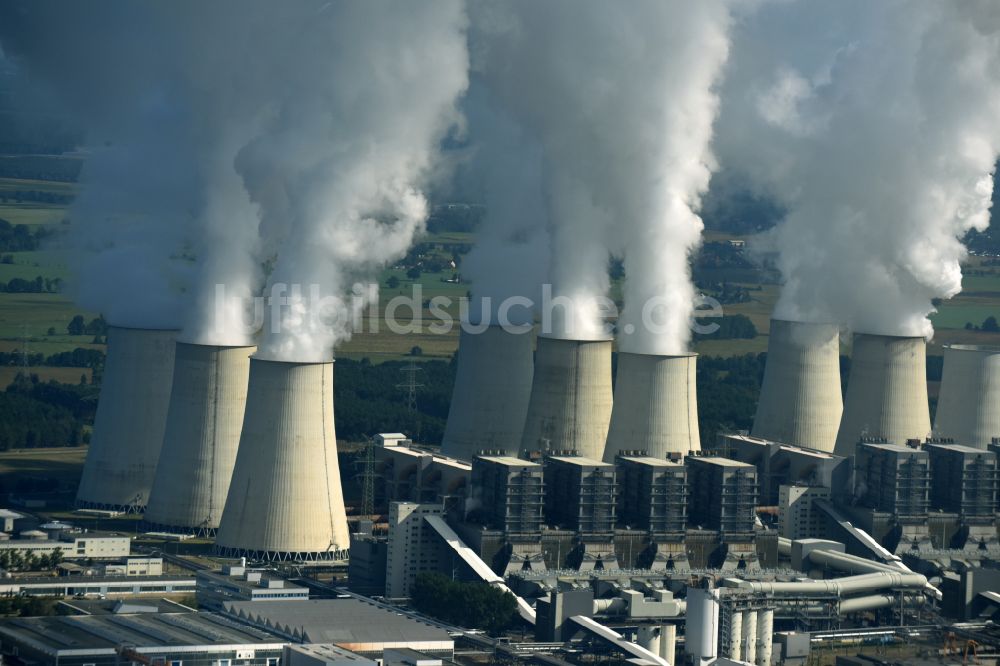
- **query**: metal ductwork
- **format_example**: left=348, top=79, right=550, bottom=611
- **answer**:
left=752, top=319, right=842, bottom=452
left=834, top=333, right=931, bottom=457
left=76, top=327, right=178, bottom=512
left=734, top=570, right=929, bottom=596
left=519, top=335, right=613, bottom=460
left=215, top=358, right=349, bottom=561
left=603, top=352, right=700, bottom=461
left=144, top=343, right=255, bottom=535
left=441, top=326, right=534, bottom=461
left=934, top=344, right=1000, bottom=448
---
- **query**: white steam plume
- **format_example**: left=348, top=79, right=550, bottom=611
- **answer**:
left=469, top=1, right=734, bottom=349
left=238, top=1, right=469, bottom=362
left=715, top=0, right=1000, bottom=337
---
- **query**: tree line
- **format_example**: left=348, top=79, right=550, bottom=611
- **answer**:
left=410, top=573, right=516, bottom=634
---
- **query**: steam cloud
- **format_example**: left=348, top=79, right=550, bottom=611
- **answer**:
left=469, top=1, right=734, bottom=352
left=715, top=0, right=1000, bottom=337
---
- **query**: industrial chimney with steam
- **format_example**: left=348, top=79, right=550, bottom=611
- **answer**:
left=834, top=333, right=931, bottom=457
left=143, top=343, right=256, bottom=535
left=934, top=344, right=1000, bottom=448
left=441, top=325, right=534, bottom=461
left=519, top=335, right=613, bottom=460
left=603, top=352, right=700, bottom=461
left=214, top=358, right=349, bottom=561
left=752, top=318, right=843, bottom=452
left=76, top=326, right=178, bottom=512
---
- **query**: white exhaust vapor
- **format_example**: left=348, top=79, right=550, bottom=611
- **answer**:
left=76, top=327, right=178, bottom=511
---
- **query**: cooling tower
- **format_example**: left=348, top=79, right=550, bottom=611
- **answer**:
left=441, top=326, right=534, bottom=461
left=751, top=318, right=843, bottom=452
left=519, top=335, right=613, bottom=460
left=76, top=327, right=178, bottom=512
left=834, top=333, right=931, bottom=457
left=934, top=344, right=1000, bottom=448
left=143, top=343, right=256, bottom=535
left=603, top=352, right=700, bottom=461
left=214, top=358, right=349, bottom=561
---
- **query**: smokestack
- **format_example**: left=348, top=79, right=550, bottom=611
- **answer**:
left=76, top=327, right=178, bottom=511
left=518, top=335, right=613, bottom=460
left=143, top=343, right=255, bottom=535
left=934, top=344, right=1000, bottom=448
left=834, top=333, right=931, bottom=457
left=603, top=352, right=700, bottom=461
left=441, top=326, right=534, bottom=461
left=214, top=358, right=349, bottom=561
left=752, top=318, right=843, bottom=452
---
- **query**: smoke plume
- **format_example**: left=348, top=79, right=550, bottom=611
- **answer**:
left=715, top=0, right=1000, bottom=337
left=469, top=1, right=734, bottom=351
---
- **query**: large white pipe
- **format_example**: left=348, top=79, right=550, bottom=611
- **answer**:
left=835, top=333, right=931, bottom=457
left=756, top=609, right=773, bottom=666
left=215, top=358, right=349, bottom=561
left=729, top=609, right=742, bottom=662
left=603, top=352, right=700, bottom=461
left=77, top=327, right=178, bottom=511
left=742, top=611, right=757, bottom=665
left=807, top=547, right=901, bottom=575
left=934, top=344, right=1000, bottom=448
left=441, top=326, right=534, bottom=461
left=839, top=594, right=925, bottom=614
left=638, top=626, right=660, bottom=656
left=753, top=319, right=843, bottom=452
left=144, top=343, right=255, bottom=535
left=660, top=624, right=676, bottom=665
left=736, top=570, right=928, bottom=596
left=519, top=336, right=613, bottom=460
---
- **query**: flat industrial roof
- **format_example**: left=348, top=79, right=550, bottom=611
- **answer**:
left=688, top=456, right=754, bottom=468
left=0, top=612, right=284, bottom=654
left=547, top=455, right=612, bottom=467
left=476, top=455, right=539, bottom=467
left=618, top=455, right=682, bottom=467
left=224, top=598, right=453, bottom=645
left=924, top=442, right=996, bottom=455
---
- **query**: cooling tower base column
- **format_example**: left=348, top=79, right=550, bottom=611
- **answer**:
left=213, top=545, right=349, bottom=562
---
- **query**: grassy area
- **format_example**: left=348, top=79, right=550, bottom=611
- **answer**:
left=0, top=366, right=92, bottom=387
left=0, top=202, right=68, bottom=226
left=0, top=250, right=72, bottom=282
left=0, top=446, right=86, bottom=492
left=930, top=302, right=999, bottom=330
left=0, top=292, right=93, bottom=339
left=0, top=177, right=77, bottom=196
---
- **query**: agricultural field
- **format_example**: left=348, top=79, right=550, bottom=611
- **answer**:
left=0, top=446, right=86, bottom=491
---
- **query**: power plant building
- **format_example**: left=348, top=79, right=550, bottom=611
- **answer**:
left=385, top=502, right=447, bottom=598
left=924, top=442, right=998, bottom=525
left=685, top=457, right=757, bottom=535
left=752, top=319, right=843, bottom=453
left=469, top=455, right=545, bottom=573
left=76, top=326, right=178, bottom=512
left=834, top=333, right=931, bottom=457
left=440, top=326, right=534, bottom=461
left=215, top=359, right=349, bottom=561
left=544, top=455, right=618, bottom=569
left=934, top=344, right=1000, bottom=448
left=603, top=352, right=700, bottom=461
left=144, top=343, right=255, bottom=535
left=615, top=454, right=688, bottom=570
left=519, top=336, right=613, bottom=460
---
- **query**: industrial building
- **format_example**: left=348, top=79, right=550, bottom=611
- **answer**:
left=935, top=344, right=1000, bottom=448
left=196, top=565, right=311, bottom=611
left=519, top=336, right=614, bottom=460
left=543, top=455, right=618, bottom=570
left=835, top=333, right=931, bottom=457
left=440, top=326, right=533, bottom=461
left=144, top=342, right=255, bottom=536
left=925, top=441, right=998, bottom=550
left=385, top=502, right=448, bottom=598
left=853, top=440, right=930, bottom=552
left=76, top=326, right=178, bottom=512
left=0, top=532, right=130, bottom=559
left=686, top=457, right=757, bottom=534
left=614, top=454, right=687, bottom=570
left=752, top=318, right=843, bottom=453
left=215, top=358, right=349, bottom=562
left=603, top=352, right=700, bottom=461
left=777, top=485, right=830, bottom=540
left=468, top=455, right=545, bottom=573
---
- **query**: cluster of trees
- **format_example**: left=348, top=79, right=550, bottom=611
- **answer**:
left=0, top=347, right=105, bottom=371
left=410, top=573, right=516, bottom=634
left=696, top=353, right=766, bottom=445
left=425, top=203, right=484, bottom=234
left=0, top=595, right=59, bottom=617
left=334, top=358, right=453, bottom=444
left=0, top=219, right=53, bottom=252
left=698, top=313, right=758, bottom=340
left=0, top=189, right=72, bottom=206
left=0, top=374, right=96, bottom=450
left=0, top=275, right=62, bottom=293
left=0, top=547, right=63, bottom=572
left=964, top=316, right=1000, bottom=332
left=66, top=314, right=107, bottom=338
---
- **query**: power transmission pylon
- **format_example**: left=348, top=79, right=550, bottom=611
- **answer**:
left=361, top=436, right=376, bottom=519
left=396, top=362, right=423, bottom=412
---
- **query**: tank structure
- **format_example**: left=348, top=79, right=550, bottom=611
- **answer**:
left=934, top=344, right=1000, bottom=449
left=441, top=325, right=534, bottom=461
left=752, top=319, right=843, bottom=452
left=76, top=326, right=178, bottom=512
left=603, top=352, right=699, bottom=461
left=834, top=333, right=931, bottom=458
left=143, top=343, right=256, bottom=536
left=519, top=335, right=613, bottom=460
left=214, top=358, right=349, bottom=561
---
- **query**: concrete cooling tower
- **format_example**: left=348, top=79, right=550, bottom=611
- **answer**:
left=441, top=326, right=534, bottom=461
left=519, top=335, right=613, bottom=460
left=143, top=343, right=256, bottom=535
left=752, top=319, right=843, bottom=452
left=934, top=344, right=1000, bottom=448
left=603, top=352, right=700, bottom=461
left=215, top=358, right=349, bottom=561
left=76, top=327, right=178, bottom=512
left=834, top=333, right=931, bottom=457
